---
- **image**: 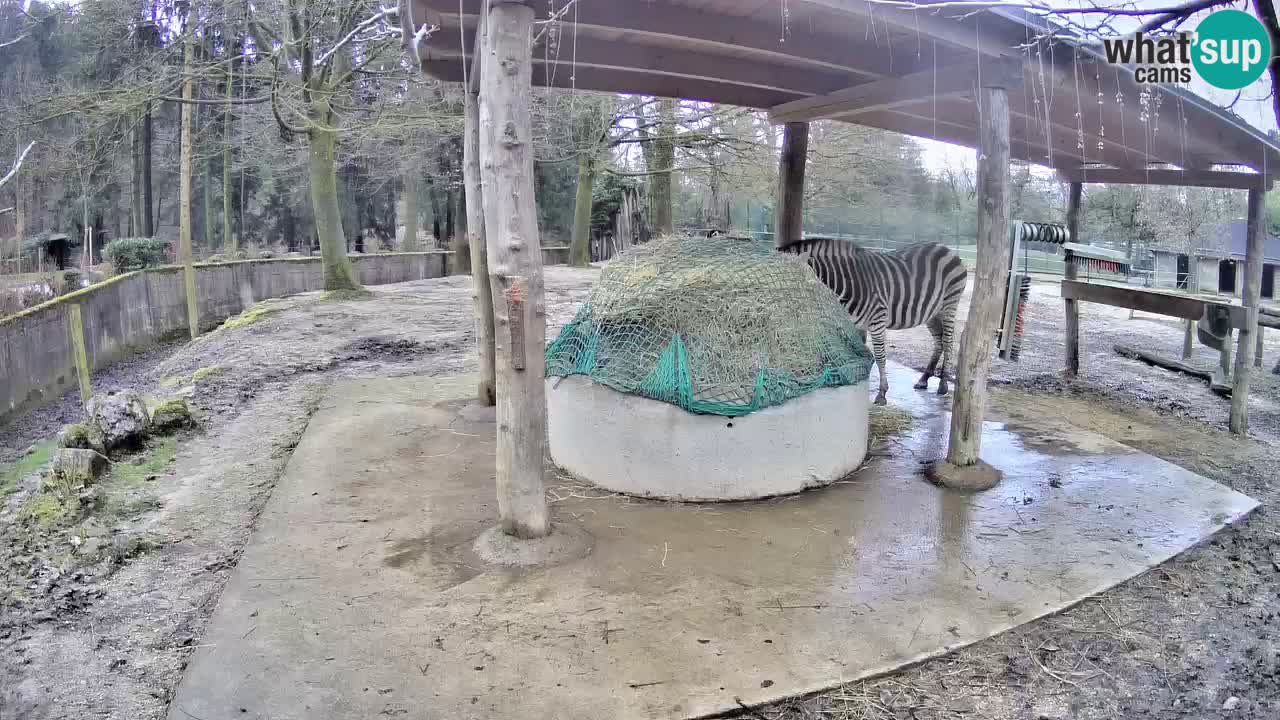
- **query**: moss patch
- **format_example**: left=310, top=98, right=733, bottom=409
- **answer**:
left=869, top=404, right=914, bottom=444
left=1, top=439, right=57, bottom=498
left=18, top=492, right=73, bottom=530
left=192, top=365, right=224, bottom=382
left=221, top=301, right=283, bottom=330
left=109, top=436, right=177, bottom=487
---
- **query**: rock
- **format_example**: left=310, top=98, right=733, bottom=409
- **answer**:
left=151, top=399, right=194, bottom=433
left=51, top=449, right=110, bottom=489
left=84, top=391, right=150, bottom=454
left=1223, top=697, right=1241, bottom=711
left=57, top=423, right=93, bottom=449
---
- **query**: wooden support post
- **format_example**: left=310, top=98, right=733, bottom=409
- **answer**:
left=479, top=1, right=550, bottom=539
left=1183, top=319, right=1194, bottom=360
left=1219, top=333, right=1233, bottom=381
left=774, top=121, right=808, bottom=248
left=66, top=304, right=91, bottom=405
left=1229, top=187, right=1265, bottom=434
left=1063, top=182, right=1083, bottom=376
left=1256, top=326, right=1264, bottom=368
left=463, top=11, right=496, bottom=407
left=945, top=82, right=1013, bottom=471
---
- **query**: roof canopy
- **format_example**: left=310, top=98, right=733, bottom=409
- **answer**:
left=406, top=0, right=1280, bottom=179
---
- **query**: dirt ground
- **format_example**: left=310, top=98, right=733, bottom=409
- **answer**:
left=1, top=267, right=1277, bottom=720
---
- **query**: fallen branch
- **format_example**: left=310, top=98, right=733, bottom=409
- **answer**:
left=0, top=141, right=35, bottom=189
left=1114, top=344, right=1231, bottom=396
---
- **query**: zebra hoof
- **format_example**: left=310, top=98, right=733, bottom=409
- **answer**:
left=913, top=378, right=930, bottom=390
left=874, top=394, right=888, bottom=406
left=936, top=384, right=950, bottom=396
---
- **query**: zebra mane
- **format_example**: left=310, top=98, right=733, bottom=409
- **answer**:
left=776, top=237, right=865, bottom=253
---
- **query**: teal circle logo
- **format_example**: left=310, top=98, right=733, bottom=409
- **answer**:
left=1192, top=10, right=1272, bottom=90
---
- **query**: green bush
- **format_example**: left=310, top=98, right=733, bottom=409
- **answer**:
left=104, top=238, right=171, bottom=272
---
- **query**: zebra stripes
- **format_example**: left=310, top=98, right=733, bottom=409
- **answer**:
left=778, top=238, right=969, bottom=405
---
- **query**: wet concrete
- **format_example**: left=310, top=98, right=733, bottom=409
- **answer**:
left=166, top=364, right=1259, bottom=720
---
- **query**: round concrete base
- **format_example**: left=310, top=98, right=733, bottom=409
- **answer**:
left=472, top=524, right=594, bottom=568
left=925, top=459, right=1003, bottom=491
left=546, top=376, right=869, bottom=502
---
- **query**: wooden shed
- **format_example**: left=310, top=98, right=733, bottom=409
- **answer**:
left=401, top=0, right=1280, bottom=536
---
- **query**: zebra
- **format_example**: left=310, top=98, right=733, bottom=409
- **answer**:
left=778, top=238, right=968, bottom=406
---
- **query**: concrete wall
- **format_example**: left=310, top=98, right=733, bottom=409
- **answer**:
left=1, top=248, right=571, bottom=423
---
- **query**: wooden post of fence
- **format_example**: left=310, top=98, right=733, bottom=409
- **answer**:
left=480, top=0, right=550, bottom=539
left=1255, top=327, right=1264, bottom=368
left=1229, top=185, right=1266, bottom=434
left=1182, top=319, right=1194, bottom=360
left=1063, top=182, right=1083, bottom=376
left=66, top=304, right=91, bottom=405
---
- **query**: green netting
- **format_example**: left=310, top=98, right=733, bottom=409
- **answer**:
left=545, top=235, right=874, bottom=417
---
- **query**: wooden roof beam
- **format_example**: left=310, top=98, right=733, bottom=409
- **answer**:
left=1057, top=167, right=1273, bottom=191
left=804, top=0, right=1019, bottom=58
left=768, top=64, right=993, bottom=124
left=852, top=109, right=1091, bottom=170
left=853, top=93, right=1149, bottom=171
left=417, top=0, right=935, bottom=81
left=427, top=24, right=857, bottom=100
left=419, top=58, right=808, bottom=109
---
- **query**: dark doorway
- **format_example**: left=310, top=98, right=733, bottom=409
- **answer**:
left=1220, top=260, right=1237, bottom=294
left=1176, top=254, right=1190, bottom=289
left=1263, top=264, right=1275, bottom=299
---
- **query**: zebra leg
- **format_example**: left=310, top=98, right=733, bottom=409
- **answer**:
left=915, top=316, right=945, bottom=390
left=936, top=306, right=958, bottom=396
left=872, top=328, right=889, bottom=405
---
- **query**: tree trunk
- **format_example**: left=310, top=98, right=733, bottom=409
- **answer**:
left=402, top=167, right=420, bottom=251
left=142, top=104, right=154, bottom=237
left=650, top=99, right=676, bottom=235
left=223, top=70, right=235, bottom=252
left=775, top=122, right=809, bottom=248
left=479, top=1, right=549, bottom=539
left=445, top=188, right=455, bottom=245
left=132, top=115, right=144, bottom=235
left=309, top=124, right=362, bottom=291
left=465, top=85, right=496, bottom=406
left=430, top=182, right=443, bottom=245
left=13, top=134, right=24, bottom=254
left=945, top=83, right=1012, bottom=468
left=179, top=31, right=199, bottom=338
left=203, top=152, right=215, bottom=253
left=569, top=152, right=595, bottom=266
left=1230, top=186, right=1265, bottom=434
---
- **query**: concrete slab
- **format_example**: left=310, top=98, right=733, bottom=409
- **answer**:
left=167, top=364, right=1259, bottom=720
